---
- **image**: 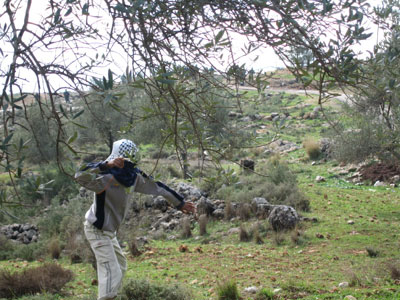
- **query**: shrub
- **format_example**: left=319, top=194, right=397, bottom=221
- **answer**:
left=180, top=217, right=192, bottom=239
left=348, top=270, right=362, bottom=287
left=0, top=235, right=14, bottom=260
left=122, top=278, right=192, bottom=300
left=150, top=149, right=171, bottom=159
left=37, top=196, right=89, bottom=240
left=290, top=228, right=307, bottom=246
left=366, top=247, right=379, bottom=258
left=387, top=262, right=400, bottom=280
left=303, top=138, right=321, bottom=160
left=224, top=201, right=236, bottom=220
left=167, top=165, right=182, bottom=179
left=0, top=263, right=73, bottom=299
left=47, top=237, right=61, bottom=259
left=255, top=288, right=274, bottom=300
left=238, top=202, right=252, bottom=221
left=11, top=241, right=46, bottom=262
left=215, top=158, right=310, bottom=212
left=18, top=163, right=78, bottom=205
left=272, top=231, right=286, bottom=246
left=129, top=237, right=142, bottom=257
left=217, top=280, right=241, bottom=300
left=65, top=232, right=94, bottom=265
left=239, top=224, right=250, bottom=242
left=251, top=223, right=264, bottom=245
left=198, top=214, right=208, bottom=236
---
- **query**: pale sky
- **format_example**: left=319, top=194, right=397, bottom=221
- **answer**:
left=0, top=0, right=386, bottom=92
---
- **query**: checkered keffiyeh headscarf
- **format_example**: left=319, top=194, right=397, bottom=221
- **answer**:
left=105, top=139, right=138, bottom=162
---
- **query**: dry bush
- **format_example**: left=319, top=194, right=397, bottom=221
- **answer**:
left=387, top=262, right=400, bottom=280
left=224, top=201, right=236, bottom=220
left=252, top=224, right=264, bottom=245
left=290, top=228, right=307, bottom=246
left=47, top=237, right=61, bottom=260
left=129, top=237, right=142, bottom=257
left=239, top=224, right=250, bottom=242
left=123, top=278, right=192, bottom=300
left=272, top=231, right=286, bottom=246
left=303, top=138, right=321, bottom=160
left=0, top=235, right=14, bottom=260
left=348, top=270, right=362, bottom=287
left=65, top=233, right=95, bottom=265
left=0, top=263, right=73, bottom=299
left=366, top=247, right=379, bottom=258
left=238, top=203, right=252, bottom=221
left=198, top=214, right=208, bottom=236
left=181, top=217, right=192, bottom=239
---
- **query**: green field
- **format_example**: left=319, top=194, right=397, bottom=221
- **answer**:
left=1, top=87, right=400, bottom=300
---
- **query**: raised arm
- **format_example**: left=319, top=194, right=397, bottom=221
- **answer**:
left=134, top=171, right=195, bottom=213
left=74, top=161, right=112, bottom=194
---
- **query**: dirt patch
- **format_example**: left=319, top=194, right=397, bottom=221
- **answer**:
left=359, top=162, right=400, bottom=183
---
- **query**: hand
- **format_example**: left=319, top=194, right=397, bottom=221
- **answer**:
left=181, top=201, right=196, bottom=214
left=107, top=157, right=125, bottom=168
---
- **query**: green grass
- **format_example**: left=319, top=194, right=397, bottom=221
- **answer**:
left=2, top=83, right=400, bottom=300
left=2, top=183, right=400, bottom=299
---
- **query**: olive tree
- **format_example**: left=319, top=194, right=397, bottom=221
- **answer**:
left=329, top=0, right=400, bottom=163
left=0, top=0, right=378, bottom=208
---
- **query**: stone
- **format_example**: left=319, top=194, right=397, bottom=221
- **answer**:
left=12, top=231, right=19, bottom=239
left=212, top=208, right=224, bottom=219
left=11, top=224, right=20, bottom=231
left=374, top=181, right=387, bottom=187
left=273, top=288, right=282, bottom=294
left=79, top=187, right=89, bottom=197
left=268, top=205, right=299, bottom=231
left=167, top=235, right=177, bottom=240
left=22, top=224, right=31, bottom=231
left=196, top=197, right=215, bottom=216
left=344, top=296, right=357, bottom=300
left=240, top=159, right=255, bottom=171
left=338, top=282, right=349, bottom=288
left=391, top=175, right=400, bottom=183
left=228, top=111, right=239, bottom=118
left=227, top=227, right=240, bottom=235
left=315, top=176, right=326, bottom=183
left=270, top=112, right=279, bottom=118
left=244, top=286, right=258, bottom=294
left=26, top=229, right=36, bottom=240
left=176, top=182, right=202, bottom=199
left=313, top=106, right=322, bottom=113
left=152, top=196, right=168, bottom=212
left=251, top=197, right=273, bottom=217
left=23, top=236, right=30, bottom=244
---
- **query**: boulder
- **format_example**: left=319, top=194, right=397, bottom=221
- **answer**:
left=244, top=286, right=258, bottom=294
left=152, top=196, right=168, bottom=212
left=212, top=208, right=224, bottom=219
left=240, top=159, right=255, bottom=171
left=251, top=197, right=273, bottom=217
left=268, top=205, right=299, bottom=231
left=196, top=197, right=215, bottom=216
left=79, top=187, right=90, bottom=198
left=176, top=182, right=203, bottom=199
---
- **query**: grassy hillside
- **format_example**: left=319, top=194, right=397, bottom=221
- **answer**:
left=1, top=83, right=400, bottom=300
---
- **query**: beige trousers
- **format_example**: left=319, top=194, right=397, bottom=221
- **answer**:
left=84, top=222, right=127, bottom=300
